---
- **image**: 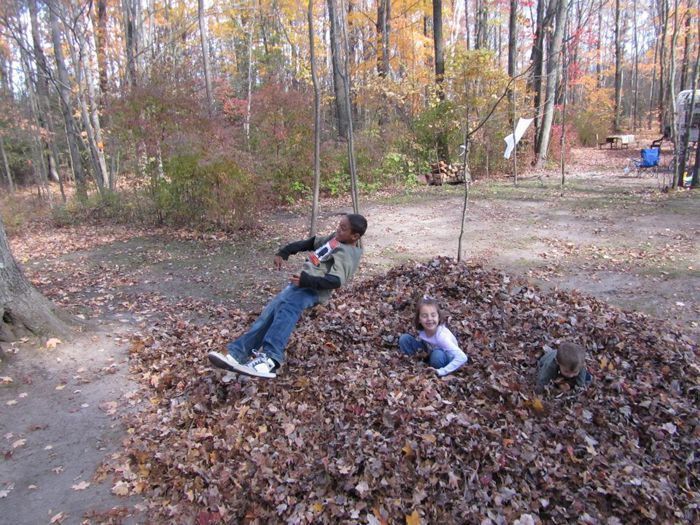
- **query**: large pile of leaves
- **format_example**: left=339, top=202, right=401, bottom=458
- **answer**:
left=115, top=257, right=698, bottom=523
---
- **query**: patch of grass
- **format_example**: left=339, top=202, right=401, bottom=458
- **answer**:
left=636, top=263, right=700, bottom=280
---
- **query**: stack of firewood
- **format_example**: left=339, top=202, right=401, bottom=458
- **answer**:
left=425, top=161, right=467, bottom=185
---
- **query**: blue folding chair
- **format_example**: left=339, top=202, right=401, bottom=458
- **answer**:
left=634, top=147, right=660, bottom=176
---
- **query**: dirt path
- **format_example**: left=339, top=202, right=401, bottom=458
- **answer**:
left=1, top=145, right=698, bottom=522
left=0, top=323, right=144, bottom=524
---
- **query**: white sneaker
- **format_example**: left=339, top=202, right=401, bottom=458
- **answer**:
left=208, top=351, right=243, bottom=372
left=238, top=354, right=277, bottom=379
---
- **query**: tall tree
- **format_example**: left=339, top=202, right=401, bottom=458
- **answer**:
left=530, top=0, right=553, bottom=153
left=94, top=0, right=109, bottom=99
left=327, top=0, right=351, bottom=138
left=536, top=0, right=568, bottom=166
left=68, top=5, right=111, bottom=193
left=464, top=0, right=471, bottom=49
left=508, top=0, right=518, bottom=182
left=433, top=0, right=449, bottom=162
left=123, top=0, right=139, bottom=89
left=632, top=0, right=640, bottom=131
left=596, top=0, right=603, bottom=88
left=658, top=0, right=669, bottom=134
left=669, top=0, right=681, bottom=186
left=0, top=216, right=72, bottom=341
left=678, top=0, right=692, bottom=90
left=376, top=0, right=390, bottom=78
left=17, top=27, right=52, bottom=203
left=308, top=0, right=321, bottom=236
left=0, top=136, right=14, bottom=193
left=198, top=0, right=214, bottom=114
left=676, top=68, right=698, bottom=188
left=48, top=2, right=88, bottom=200
left=613, top=0, right=623, bottom=131
left=28, top=0, right=60, bottom=185
left=475, top=0, right=488, bottom=49
left=508, top=0, right=517, bottom=78
left=338, top=0, right=360, bottom=214
left=648, top=7, right=660, bottom=129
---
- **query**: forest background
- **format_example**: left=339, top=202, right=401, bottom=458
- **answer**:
left=0, top=0, right=697, bottom=235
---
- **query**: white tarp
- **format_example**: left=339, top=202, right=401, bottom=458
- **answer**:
left=503, top=118, right=534, bottom=159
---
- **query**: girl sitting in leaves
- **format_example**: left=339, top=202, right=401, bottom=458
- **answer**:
left=398, top=296, right=468, bottom=377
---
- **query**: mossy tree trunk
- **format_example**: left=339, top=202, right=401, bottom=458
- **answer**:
left=0, top=218, right=72, bottom=342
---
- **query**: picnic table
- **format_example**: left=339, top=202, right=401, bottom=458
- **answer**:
left=599, top=134, right=635, bottom=149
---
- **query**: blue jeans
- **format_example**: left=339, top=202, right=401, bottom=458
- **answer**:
left=398, top=333, right=449, bottom=369
left=226, top=285, right=319, bottom=366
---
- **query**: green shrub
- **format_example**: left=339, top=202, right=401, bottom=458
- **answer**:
left=157, top=154, right=257, bottom=229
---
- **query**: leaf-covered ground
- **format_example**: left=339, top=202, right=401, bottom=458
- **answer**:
left=113, top=257, right=698, bottom=524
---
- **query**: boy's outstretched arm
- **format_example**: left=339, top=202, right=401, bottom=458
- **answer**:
left=274, top=237, right=316, bottom=269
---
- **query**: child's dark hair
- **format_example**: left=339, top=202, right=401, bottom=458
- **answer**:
left=413, top=296, right=444, bottom=330
left=346, top=213, right=368, bottom=236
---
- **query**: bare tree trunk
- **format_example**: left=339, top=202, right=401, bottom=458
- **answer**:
left=433, top=0, right=449, bottom=162
left=659, top=0, right=669, bottom=134
left=18, top=23, right=53, bottom=204
left=0, top=217, right=72, bottom=342
left=668, top=0, right=684, bottom=188
left=198, top=0, right=214, bottom=115
left=560, top=20, right=569, bottom=190
left=693, top=134, right=700, bottom=187
left=536, top=0, right=568, bottom=166
left=648, top=20, right=660, bottom=129
left=376, top=0, right=390, bottom=126
left=675, top=18, right=698, bottom=188
left=632, top=0, right=640, bottom=131
left=327, top=0, right=351, bottom=138
left=457, top=92, right=471, bottom=263
left=0, top=137, right=14, bottom=193
left=464, top=0, right=471, bottom=50
left=596, top=0, right=603, bottom=88
left=530, top=0, right=551, bottom=153
left=308, top=0, right=321, bottom=236
left=123, top=0, right=139, bottom=89
left=28, top=0, right=60, bottom=185
left=61, top=10, right=107, bottom=194
left=508, top=0, right=517, bottom=78
left=668, top=0, right=680, bottom=175
left=376, top=0, right=390, bottom=77
left=48, top=2, right=88, bottom=200
left=70, top=11, right=111, bottom=193
left=95, top=0, right=109, bottom=98
left=679, top=0, right=691, bottom=90
left=245, top=21, right=253, bottom=146
left=475, top=0, right=488, bottom=49
left=338, top=0, right=360, bottom=214
left=508, top=0, right=518, bottom=180
left=613, top=0, right=623, bottom=131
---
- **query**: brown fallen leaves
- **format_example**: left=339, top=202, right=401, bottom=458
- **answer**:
left=112, top=257, right=698, bottom=523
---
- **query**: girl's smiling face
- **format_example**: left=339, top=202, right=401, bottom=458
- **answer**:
left=418, top=304, right=440, bottom=336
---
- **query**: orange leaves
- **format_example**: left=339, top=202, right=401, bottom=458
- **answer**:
left=405, top=510, right=421, bottom=525
left=530, top=397, right=545, bottom=414
left=45, top=338, right=61, bottom=349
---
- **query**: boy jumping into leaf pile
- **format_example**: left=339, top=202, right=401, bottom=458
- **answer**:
left=536, top=342, right=593, bottom=392
left=208, top=213, right=367, bottom=379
